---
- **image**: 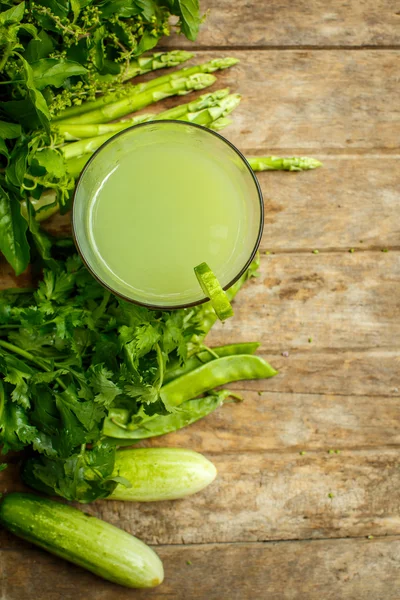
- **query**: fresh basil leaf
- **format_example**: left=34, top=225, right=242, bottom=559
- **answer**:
left=19, top=22, right=38, bottom=38
left=134, top=29, right=159, bottom=57
left=24, top=29, right=55, bottom=62
left=0, top=1, right=25, bottom=25
left=0, top=185, right=30, bottom=275
left=135, top=0, right=157, bottom=20
left=26, top=204, right=53, bottom=261
left=30, top=58, right=87, bottom=90
left=0, top=138, right=9, bottom=160
left=177, top=0, right=201, bottom=41
left=6, top=144, right=28, bottom=188
left=99, top=0, right=139, bottom=19
left=70, top=0, right=80, bottom=21
left=34, top=0, right=69, bottom=18
left=0, top=120, right=22, bottom=139
left=33, top=147, right=65, bottom=178
left=19, top=56, right=51, bottom=133
left=92, top=26, right=106, bottom=71
left=0, top=99, right=41, bottom=130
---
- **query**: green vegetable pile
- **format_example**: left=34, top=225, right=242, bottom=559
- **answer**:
left=0, top=244, right=276, bottom=502
left=0, top=1, right=321, bottom=278
left=0, top=0, right=205, bottom=276
left=0, top=2, right=324, bottom=588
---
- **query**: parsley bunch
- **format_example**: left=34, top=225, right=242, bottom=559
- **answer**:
left=0, top=244, right=213, bottom=501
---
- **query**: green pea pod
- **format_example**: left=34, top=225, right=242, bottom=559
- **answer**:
left=164, top=342, right=260, bottom=384
left=160, top=355, right=277, bottom=409
left=103, top=390, right=241, bottom=440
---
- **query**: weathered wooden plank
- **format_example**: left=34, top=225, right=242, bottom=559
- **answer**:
left=256, top=156, right=400, bottom=251
left=208, top=253, right=400, bottom=351
left=239, top=350, right=400, bottom=397
left=163, top=0, right=400, bottom=48
left=2, top=537, right=400, bottom=600
left=43, top=157, right=400, bottom=251
left=134, top=51, right=400, bottom=151
left=138, top=391, right=400, bottom=453
left=78, top=450, right=400, bottom=544
left=3, top=449, right=399, bottom=546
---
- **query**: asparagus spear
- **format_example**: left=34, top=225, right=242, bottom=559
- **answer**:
left=59, top=72, right=217, bottom=128
left=117, top=51, right=195, bottom=83
left=210, top=117, right=233, bottom=131
left=62, top=89, right=240, bottom=160
left=56, top=89, right=232, bottom=140
left=152, top=88, right=230, bottom=120
left=52, top=51, right=194, bottom=121
left=56, top=114, right=153, bottom=141
left=66, top=155, right=91, bottom=180
left=35, top=153, right=322, bottom=222
left=56, top=58, right=239, bottom=125
left=66, top=152, right=321, bottom=181
left=248, top=156, right=322, bottom=171
left=141, top=57, right=238, bottom=91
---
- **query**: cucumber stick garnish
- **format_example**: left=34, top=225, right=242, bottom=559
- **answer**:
left=194, top=262, right=234, bottom=321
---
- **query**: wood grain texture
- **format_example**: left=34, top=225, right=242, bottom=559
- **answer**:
left=133, top=391, right=400, bottom=453
left=2, top=537, right=400, bottom=600
left=242, top=350, right=400, bottom=397
left=163, top=0, right=400, bottom=48
left=2, top=0, right=400, bottom=597
left=208, top=253, right=400, bottom=351
left=131, top=51, right=400, bottom=151
left=2, top=449, right=400, bottom=546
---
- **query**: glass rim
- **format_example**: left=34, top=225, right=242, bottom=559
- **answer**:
left=72, top=119, right=264, bottom=311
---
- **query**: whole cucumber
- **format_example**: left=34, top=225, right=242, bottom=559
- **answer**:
left=110, top=448, right=217, bottom=501
left=0, top=493, right=163, bottom=588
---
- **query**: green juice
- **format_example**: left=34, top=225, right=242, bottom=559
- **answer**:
left=73, top=122, right=262, bottom=307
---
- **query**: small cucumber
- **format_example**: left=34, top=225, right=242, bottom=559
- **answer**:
left=110, top=448, right=217, bottom=501
left=0, top=493, right=163, bottom=588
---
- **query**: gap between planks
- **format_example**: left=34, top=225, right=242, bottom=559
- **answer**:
left=158, top=45, right=400, bottom=51
left=250, top=247, right=400, bottom=254
left=240, top=149, right=400, bottom=157
left=229, top=386, right=400, bottom=400
left=2, top=533, right=398, bottom=551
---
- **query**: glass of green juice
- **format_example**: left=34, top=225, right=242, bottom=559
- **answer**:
left=73, top=121, right=263, bottom=309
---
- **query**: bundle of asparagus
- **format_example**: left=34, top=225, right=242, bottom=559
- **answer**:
left=29, top=54, right=322, bottom=224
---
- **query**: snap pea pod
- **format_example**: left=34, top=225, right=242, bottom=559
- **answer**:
left=164, top=342, right=260, bottom=385
left=103, top=390, right=241, bottom=441
left=160, top=355, right=277, bottom=409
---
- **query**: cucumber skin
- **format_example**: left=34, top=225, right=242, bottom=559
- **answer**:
left=0, top=493, right=163, bottom=588
left=110, top=448, right=217, bottom=501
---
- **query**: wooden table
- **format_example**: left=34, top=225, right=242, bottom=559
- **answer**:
left=1, top=1, right=400, bottom=598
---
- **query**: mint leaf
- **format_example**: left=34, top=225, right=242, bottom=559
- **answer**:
left=30, top=58, right=87, bottom=90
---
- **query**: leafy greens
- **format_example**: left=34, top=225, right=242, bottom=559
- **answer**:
left=0, top=244, right=255, bottom=502
left=0, top=0, right=202, bottom=275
